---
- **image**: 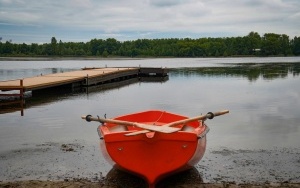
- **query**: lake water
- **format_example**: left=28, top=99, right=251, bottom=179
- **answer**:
left=0, top=57, right=300, bottom=184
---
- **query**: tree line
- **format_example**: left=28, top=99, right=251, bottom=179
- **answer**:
left=0, top=32, right=300, bottom=57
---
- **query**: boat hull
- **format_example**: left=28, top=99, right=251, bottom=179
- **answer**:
left=98, top=110, right=208, bottom=187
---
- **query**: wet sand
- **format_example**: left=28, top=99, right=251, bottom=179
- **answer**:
left=1, top=170, right=300, bottom=188
left=0, top=140, right=299, bottom=187
left=1, top=179, right=300, bottom=188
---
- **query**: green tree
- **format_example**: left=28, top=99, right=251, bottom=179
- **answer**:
left=246, top=31, right=261, bottom=55
left=30, top=43, right=39, bottom=55
left=90, top=39, right=105, bottom=55
left=261, top=33, right=281, bottom=56
left=51, top=37, right=57, bottom=55
left=279, top=34, right=291, bottom=56
left=75, top=48, right=85, bottom=56
left=58, top=40, right=64, bottom=56
left=292, top=37, right=300, bottom=55
left=20, top=43, right=29, bottom=55
left=0, top=41, right=2, bottom=54
left=0, top=31, right=299, bottom=57
left=102, top=50, right=109, bottom=57
left=105, top=38, right=120, bottom=55
left=2, top=41, right=13, bottom=54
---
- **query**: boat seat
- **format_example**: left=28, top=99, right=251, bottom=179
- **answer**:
left=181, top=125, right=195, bottom=132
left=109, top=125, right=128, bottom=132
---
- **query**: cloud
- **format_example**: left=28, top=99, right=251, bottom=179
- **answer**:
left=0, top=0, right=299, bottom=43
left=149, top=0, right=185, bottom=7
left=70, top=0, right=93, bottom=9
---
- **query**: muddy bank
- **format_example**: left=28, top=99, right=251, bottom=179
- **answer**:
left=1, top=170, right=300, bottom=188
left=0, top=141, right=107, bottom=182
left=1, top=180, right=300, bottom=188
left=0, top=140, right=300, bottom=187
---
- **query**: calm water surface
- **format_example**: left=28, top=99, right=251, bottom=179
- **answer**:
left=0, top=57, right=300, bottom=183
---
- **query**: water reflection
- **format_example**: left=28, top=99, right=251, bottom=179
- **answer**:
left=170, top=63, right=300, bottom=82
left=0, top=99, right=25, bottom=116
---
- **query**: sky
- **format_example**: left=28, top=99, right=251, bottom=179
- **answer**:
left=0, top=0, right=300, bottom=44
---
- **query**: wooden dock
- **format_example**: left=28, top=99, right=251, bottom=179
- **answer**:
left=0, top=67, right=168, bottom=99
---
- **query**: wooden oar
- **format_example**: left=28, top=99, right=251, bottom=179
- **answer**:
left=81, top=115, right=181, bottom=134
left=125, top=110, right=229, bottom=136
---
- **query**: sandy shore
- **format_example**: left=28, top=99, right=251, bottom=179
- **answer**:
left=1, top=142, right=300, bottom=187
left=1, top=180, right=300, bottom=188
left=1, top=168, right=300, bottom=188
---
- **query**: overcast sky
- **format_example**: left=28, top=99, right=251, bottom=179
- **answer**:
left=0, top=0, right=299, bottom=44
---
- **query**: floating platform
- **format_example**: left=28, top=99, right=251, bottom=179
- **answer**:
left=0, top=67, right=168, bottom=99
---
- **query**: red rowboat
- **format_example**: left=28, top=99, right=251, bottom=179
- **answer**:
left=82, top=110, right=229, bottom=187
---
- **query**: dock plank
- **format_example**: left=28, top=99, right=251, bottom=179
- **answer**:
left=43, top=68, right=137, bottom=78
left=0, top=67, right=168, bottom=101
left=0, top=68, right=139, bottom=91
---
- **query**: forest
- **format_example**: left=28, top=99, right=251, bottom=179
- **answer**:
left=0, top=32, right=300, bottom=57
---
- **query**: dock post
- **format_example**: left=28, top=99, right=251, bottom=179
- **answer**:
left=20, top=79, right=24, bottom=99
left=20, top=79, right=25, bottom=116
left=86, top=74, right=89, bottom=95
left=20, top=99, right=24, bottom=116
left=86, top=74, right=89, bottom=86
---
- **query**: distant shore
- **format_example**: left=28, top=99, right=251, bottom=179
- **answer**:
left=0, top=56, right=144, bottom=61
left=1, top=56, right=300, bottom=62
